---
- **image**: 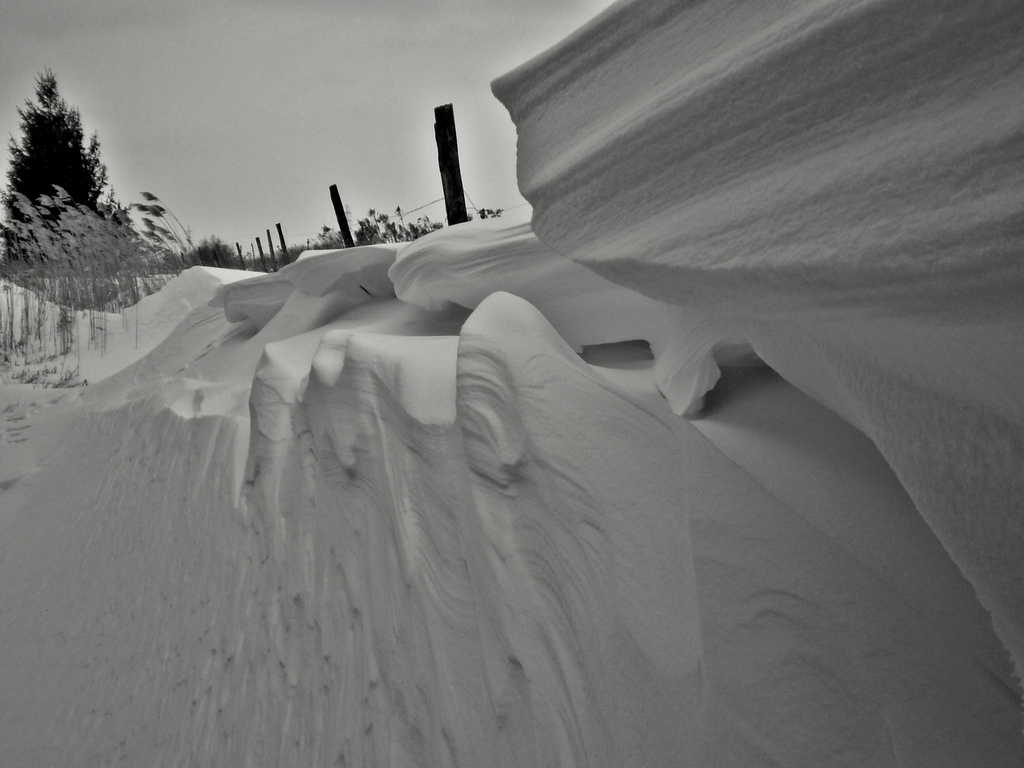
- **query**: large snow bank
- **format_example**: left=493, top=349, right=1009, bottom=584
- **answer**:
left=493, top=0, right=1024, bottom=681
left=1, top=224, right=1021, bottom=764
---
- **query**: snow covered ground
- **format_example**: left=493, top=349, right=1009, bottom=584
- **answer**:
left=1, top=1, right=1022, bottom=765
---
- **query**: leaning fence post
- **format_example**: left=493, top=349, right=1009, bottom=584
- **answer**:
left=235, top=242, right=245, bottom=270
left=434, top=103, right=468, bottom=226
left=266, top=229, right=277, bottom=271
left=329, top=184, right=355, bottom=248
left=276, top=223, right=288, bottom=261
left=256, top=236, right=269, bottom=272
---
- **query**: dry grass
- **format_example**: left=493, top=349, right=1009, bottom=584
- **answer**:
left=1, top=187, right=176, bottom=385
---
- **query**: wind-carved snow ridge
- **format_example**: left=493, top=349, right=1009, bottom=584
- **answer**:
left=209, top=244, right=400, bottom=329
left=240, top=285, right=1021, bottom=766
left=392, top=208, right=756, bottom=416
left=493, top=0, right=1024, bottom=686
left=241, top=290, right=706, bottom=766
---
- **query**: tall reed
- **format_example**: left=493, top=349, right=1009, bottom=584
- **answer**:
left=1, top=186, right=174, bottom=379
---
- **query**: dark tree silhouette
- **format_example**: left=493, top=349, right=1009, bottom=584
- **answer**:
left=3, top=69, right=109, bottom=227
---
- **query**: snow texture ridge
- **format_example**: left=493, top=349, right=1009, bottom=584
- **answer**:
left=492, top=0, right=1024, bottom=316
left=391, top=208, right=754, bottom=416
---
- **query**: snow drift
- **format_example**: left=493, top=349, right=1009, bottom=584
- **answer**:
left=495, top=0, right=1024, bottom=684
left=0, top=0, right=1022, bottom=765
left=2, top=230, right=1021, bottom=764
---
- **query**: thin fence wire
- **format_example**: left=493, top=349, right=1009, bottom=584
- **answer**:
left=400, top=197, right=445, bottom=217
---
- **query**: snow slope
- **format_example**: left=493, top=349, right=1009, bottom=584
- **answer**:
left=493, top=0, right=1024, bottom=682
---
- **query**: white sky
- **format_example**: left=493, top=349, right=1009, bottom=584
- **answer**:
left=0, top=0, right=611, bottom=250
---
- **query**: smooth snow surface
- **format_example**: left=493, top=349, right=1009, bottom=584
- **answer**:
left=0, top=1, right=1022, bottom=765
left=494, top=0, right=1024, bottom=687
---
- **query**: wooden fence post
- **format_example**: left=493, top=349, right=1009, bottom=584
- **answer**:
left=329, top=185, right=355, bottom=248
left=276, top=223, right=288, bottom=259
left=434, top=103, right=468, bottom=226
left=235, top=242, right=245, bottom=270
left=256, top=237, right=269, bottom=272
left=266, top=229, right=277, bottom=270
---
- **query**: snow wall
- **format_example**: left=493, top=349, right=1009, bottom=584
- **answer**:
left=495, top=0, right=1024, bottom=693
left=0, top=1, right=1022, bottom=765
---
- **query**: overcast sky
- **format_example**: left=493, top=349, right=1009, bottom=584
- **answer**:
left=1, top=0, right=610, bottom=251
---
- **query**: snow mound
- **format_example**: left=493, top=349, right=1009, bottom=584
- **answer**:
left=493, top=0, right=1024, bottom=681
left=208, top=245, right=399, bottom=330
left=391, top=208, right=668, bottom=344
left=392, top=208, right=754, bottom=415
left=284, top=244, right=399, bottom=298
left=208, top=270, right=293, bottom=327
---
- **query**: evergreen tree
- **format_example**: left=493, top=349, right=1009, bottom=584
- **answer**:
left=3, top=69, right=109, bottom=225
